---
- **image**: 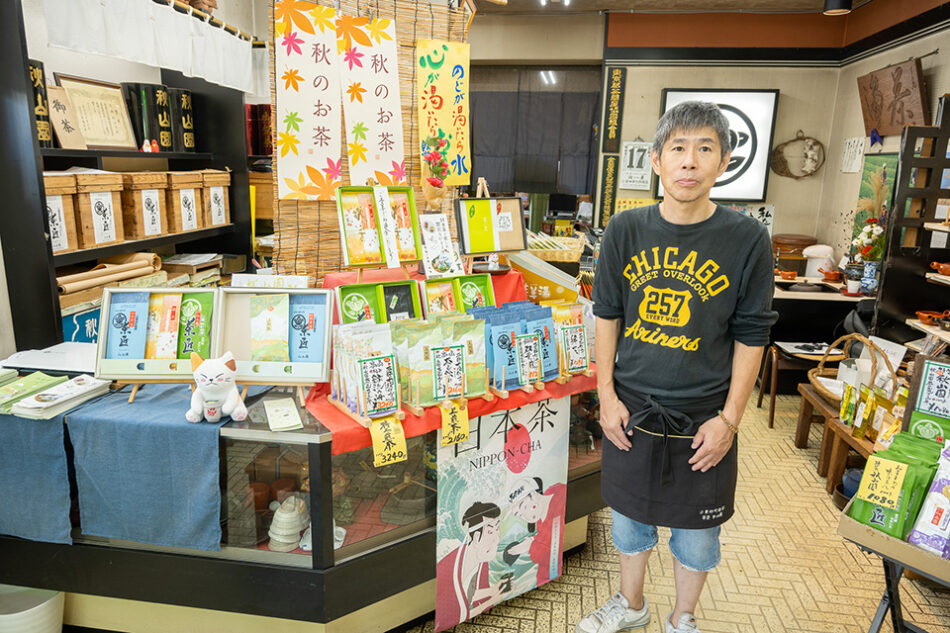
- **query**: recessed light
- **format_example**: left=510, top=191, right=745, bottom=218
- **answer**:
left=823, top=0, right=852, bottom=15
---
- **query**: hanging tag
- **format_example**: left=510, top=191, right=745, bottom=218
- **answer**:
left=370, top=415, right=408, bottom=467
left=440, top=399, right=470, bottom=446
left=855, top=455, right=907, bottom=511
left=374, top=186, right=401, bottom=268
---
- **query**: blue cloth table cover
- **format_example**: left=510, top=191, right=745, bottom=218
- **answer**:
left=0, top=411, right=75, bottom=544
left=66, top=384, right=236, bottom=551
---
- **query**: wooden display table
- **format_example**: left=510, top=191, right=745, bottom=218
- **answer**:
left=796, top=383, right=875, bottom=493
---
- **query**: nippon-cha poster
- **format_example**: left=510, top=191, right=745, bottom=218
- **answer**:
left=435, top=397, right=569, bottom=632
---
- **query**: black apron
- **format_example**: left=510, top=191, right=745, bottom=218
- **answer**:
left=601, top=389, right=737, bottom=529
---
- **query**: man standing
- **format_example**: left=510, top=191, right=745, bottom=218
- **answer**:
left=577, top=101, right=777, bottom=633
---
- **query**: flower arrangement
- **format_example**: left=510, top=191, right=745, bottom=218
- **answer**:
left=422, top=135, right=449, bottom=188
left=851, top=217, right=885, bottom=262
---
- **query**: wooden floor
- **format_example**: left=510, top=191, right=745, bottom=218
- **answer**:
left=398, top=390, right=950, bottom=633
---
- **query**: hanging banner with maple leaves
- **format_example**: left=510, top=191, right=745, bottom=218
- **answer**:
left=416, top=40, right=471, bottom=187
left=338, top=16, right=406, bottom=187
left=275, top=1, right=343, bottom=200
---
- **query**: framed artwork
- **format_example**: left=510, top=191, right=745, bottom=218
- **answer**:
left=455, top=197, right=528, bottom=255
left=46, top=86, right=87, bottom=150
left=656, top=89, right=779, bottom=202
left=853, top=153, right=898, bottom=244
left=54, top=74, right=137, bottom=150
left=335, top=186, right=422, bottom=268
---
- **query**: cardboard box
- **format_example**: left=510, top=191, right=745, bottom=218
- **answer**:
left=838, top=499, right=950, bottom=583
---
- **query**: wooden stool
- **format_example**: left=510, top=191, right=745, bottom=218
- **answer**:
left=758, top=345, right=845, bottom=428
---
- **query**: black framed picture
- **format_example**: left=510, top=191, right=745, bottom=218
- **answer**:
left=656, top=89, right=780, bottom=202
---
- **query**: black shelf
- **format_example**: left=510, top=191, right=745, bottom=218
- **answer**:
left=41, top=148, right=213, bottom=161
left=53, top=225, right=235, bottom=267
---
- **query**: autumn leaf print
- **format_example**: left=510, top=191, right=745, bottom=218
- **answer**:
left=351, top=122, right=368, bottom=142
left=282, top=31, right=304, bottom=56
left=282, top=68, right=302, bottom=91
left=346, top=82, right=367, bottom=103
left=275, top=0, right=314, bottom=35
left=283, top=172, right=313, bottom=200
left=305, top=165, right=341, bottom=200
left=336, top=15, right=371, bottom=53
left=323, top=157, right=343, bottom=181
left=348, top=141, right=368, bottom=165
left=366, top=19, right=393, bottom=44
left=310, top=5, right=336, bottom=33
left=283, top=111, right=302, bottom=133
left=343, top=47, right=364, bottom=71
left=388, top=160, right=407, bottom=184
left=277, top=131, right=300, bottom=157
left=373, top=170, right=394, bottom=187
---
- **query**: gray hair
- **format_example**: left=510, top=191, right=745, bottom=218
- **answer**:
left=653, top=101, right=731, bottom=160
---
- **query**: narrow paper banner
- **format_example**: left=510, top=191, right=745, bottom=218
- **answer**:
left=275, top=2, right=343, bottom=200
left=338, top=17, right=406, bottom=187
left=416, top=39, right=471, bottom=186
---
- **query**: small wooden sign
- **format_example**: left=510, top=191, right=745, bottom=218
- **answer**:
left=47, top=86, right=87, bottom=150
left=856, top=59, right=929, bottom=137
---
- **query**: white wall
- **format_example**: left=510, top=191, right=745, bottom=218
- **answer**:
left=816, top=27, right=950, bottom=258
left=613, top=65, right=840, bottom=237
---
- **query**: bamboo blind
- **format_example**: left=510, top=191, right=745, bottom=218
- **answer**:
left=269, top=0, right=471, bottom=284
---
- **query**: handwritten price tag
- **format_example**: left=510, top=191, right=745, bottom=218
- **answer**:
left=440, top=399, right=470, bottom=446
left=369, top=415, right=408, bottom=467
left=855, top=455, right=908, bottom=511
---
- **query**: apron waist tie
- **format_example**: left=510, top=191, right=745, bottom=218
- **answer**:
left=625, top=394, right=697, bottom=485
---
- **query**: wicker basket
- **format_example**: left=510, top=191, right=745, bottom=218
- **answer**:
left=529, top=236, right=586, bottom=262
left=807, top=333, right=898, bottom=406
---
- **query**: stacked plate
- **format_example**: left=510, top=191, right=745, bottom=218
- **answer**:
left=267, top=495, right=310, bottom=552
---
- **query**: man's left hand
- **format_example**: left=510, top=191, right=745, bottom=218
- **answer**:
left=688, top=416, right=735, bottom=472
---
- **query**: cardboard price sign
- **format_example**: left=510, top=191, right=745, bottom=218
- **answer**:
left=369, top=416, right=408, bottom=467
left=855, top=455, right=908, bottom=511
left=433, top=345, right=466, bottom=400
left=515, top=333, right=541, bottom=385
left=440, top=399, right=470, bottom=446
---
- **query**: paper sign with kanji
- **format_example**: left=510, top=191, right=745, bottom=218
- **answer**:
left=855, top=455, right=908, bottom=511
left=338, top=17, right=406, bottom=187
left=275, top=2, right=343, bottom=200
left=369, top=415, right=408, bottom=467
left=416, top=39, right=471, bottom=186
left=440, top=399, right=469, bottom=446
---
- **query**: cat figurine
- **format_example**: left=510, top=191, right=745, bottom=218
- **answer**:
left=186, top=351, right=247, bottom=423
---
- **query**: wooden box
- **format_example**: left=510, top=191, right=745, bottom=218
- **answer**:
left=201, top=169, right=231, bottom=227
left=120, top=172, right=168, bottom=240
left=75, top=173, right=125, bottom=250
left=43, top=172, right=79, bottom=254
left=166, top=171, right=204, bottom=233
left=248, top=171, right=273, bottom=220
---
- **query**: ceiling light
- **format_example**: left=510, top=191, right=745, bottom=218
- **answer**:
left=540, top=71, right=550, bottom=85
left=539, top=0, right=547, bottom=6
left=548, top=71, right=557, bottom=84
left=564, top=0, right=570, bottom=5
left=823, top=0, right=852, bottom=15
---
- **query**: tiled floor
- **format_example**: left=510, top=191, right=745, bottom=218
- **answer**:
left=398, top=390, right=950, bottom=633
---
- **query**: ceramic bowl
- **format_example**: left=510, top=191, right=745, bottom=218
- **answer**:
left=779, top=270, right=797, bottom=280
left=931, top=261, right=950, bottom=276
left=916, top=310, right=950, bottom=326
left=819, top=268, right=841, bottom=282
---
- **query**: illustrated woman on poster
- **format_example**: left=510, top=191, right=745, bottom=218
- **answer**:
left=504, top=476, right=567, bottom=587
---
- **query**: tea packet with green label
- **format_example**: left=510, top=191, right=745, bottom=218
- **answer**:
left=177, top=292, right=213, bottom=358
left=406, top=322, right=442, bottom=407
left=452, top=318, right=487, bottom=397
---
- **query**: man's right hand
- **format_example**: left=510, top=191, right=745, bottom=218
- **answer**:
left=599, top=393, right=632, bottom=451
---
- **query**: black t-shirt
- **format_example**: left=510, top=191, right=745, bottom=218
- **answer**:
left=592, top=204, right=777, bottom=402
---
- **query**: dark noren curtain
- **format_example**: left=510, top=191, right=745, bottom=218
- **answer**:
left=470, top=66, right=599, bottom=195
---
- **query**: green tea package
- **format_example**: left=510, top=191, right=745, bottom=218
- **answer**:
left=406, top=322, right=443, bottom=407
left=390, top=318, right=421, bottom=402
left=177, top=292, right=214, bottom=358
left=908, top=410, right=950, bottom=444
left=848, top=450, right=935, bottom=539
left=452, top=318, right=487, bottom=397
left=839, top=383, right=857, bottom=425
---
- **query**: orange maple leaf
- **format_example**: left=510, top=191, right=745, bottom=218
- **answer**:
left=275, top=0, right=315, bottom=35
left=346, top=82, right=367, bottom=103
left=305, top=165, right=341, bottom=200
left=373, top=171, right=395, bottom=187
left=336, top=15, right=371, bottom=52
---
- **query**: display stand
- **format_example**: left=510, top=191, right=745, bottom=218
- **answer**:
left=347, top=179, right=421, bottom=284
left=460, top=177, right=492, bottom=275
left=118, top=378, right=192, bottom=404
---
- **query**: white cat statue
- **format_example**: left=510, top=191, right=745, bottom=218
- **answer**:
left=186, top=352, right=248, bottom=423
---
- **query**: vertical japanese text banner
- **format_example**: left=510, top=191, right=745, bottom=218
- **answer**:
left=338, top=16, right=406, bottom=186
left=435, top=398, right=569, bottom=632
left=275, top=3, right=343, bottom=200
left=416, top=40, right=471, bottom=186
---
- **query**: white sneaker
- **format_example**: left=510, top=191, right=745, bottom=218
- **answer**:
left=575, top=592, right=650, bottom=633
left=665, top=611, right=700, bottom=633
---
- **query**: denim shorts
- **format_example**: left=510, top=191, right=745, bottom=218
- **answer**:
left=611, top=509, right=721, bottom=572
